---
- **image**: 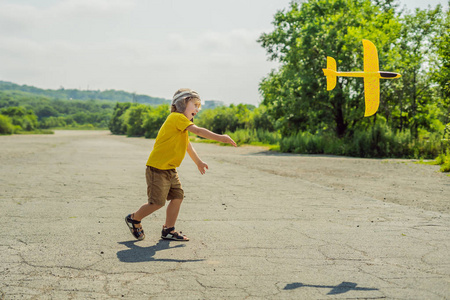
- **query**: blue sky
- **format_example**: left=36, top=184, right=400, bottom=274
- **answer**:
left=0, top=0, right=447, bottom=105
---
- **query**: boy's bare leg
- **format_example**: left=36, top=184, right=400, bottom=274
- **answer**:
left=133, top=203, right=163, bottom=221
left=164, top=198, right=183, bottom=228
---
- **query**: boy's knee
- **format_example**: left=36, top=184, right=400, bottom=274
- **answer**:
left=149, top=202, right=164, bottom=210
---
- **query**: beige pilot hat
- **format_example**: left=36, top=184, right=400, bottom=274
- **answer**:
left=171, top=89, right=201, bottom=113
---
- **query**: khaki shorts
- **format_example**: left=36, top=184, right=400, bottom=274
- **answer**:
left=145, top=166, right=184, bottom=206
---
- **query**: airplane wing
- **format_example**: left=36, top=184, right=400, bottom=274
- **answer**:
left=363, top=39, right=379, bottom=73
left=364, top=77, right=380, bottom=117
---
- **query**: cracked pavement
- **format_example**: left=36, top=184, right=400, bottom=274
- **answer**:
left=1, top=130, right=449, bottom=299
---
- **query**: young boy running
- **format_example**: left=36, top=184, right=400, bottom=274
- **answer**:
left=125, top=88, right=236, bottom=241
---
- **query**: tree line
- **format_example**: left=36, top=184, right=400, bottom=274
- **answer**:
left=108, top=100, right=446, bottom=160
left=108, top=102, right=278, bottom=143
left=0, top=90, right=115, bottom=134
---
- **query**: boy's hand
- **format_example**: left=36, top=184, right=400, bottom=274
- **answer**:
left=221, top=134, right=237, bottom=147
left=197, top=161, right=209, bottom=175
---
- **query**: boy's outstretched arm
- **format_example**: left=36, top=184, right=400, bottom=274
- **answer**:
left=187, top=142, right=208, bottom=174
left=187, top=124, right=237, bottom=147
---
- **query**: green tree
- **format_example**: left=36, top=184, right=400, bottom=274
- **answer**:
left=250, top=105, right=275, bottom=131
left=39, top=116, right=67, bottom=129
left=433, top=2, right=450, bottom=135
left=1, top=106, right=38, bottom=131
left=109, top=102, right=132, bottom=134
left=143, top=104, right=170, bottom=138
left=35, top=105, right=59, bottom=119
left=72, top=112, right=89, bottom=124
left=0, top=115, right=14, bottom=134
left=124, top=104, right=151, bottom=137
left=196, top=106, right=238, bottom=134
left=195, top=104, right=255, bottom=134
left=386, top=5, right=444, bottom=136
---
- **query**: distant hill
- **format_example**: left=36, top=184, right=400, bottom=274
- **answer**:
left=0, top=80, right=170, bottom=106
left=0, top=81, right=225, bottom=109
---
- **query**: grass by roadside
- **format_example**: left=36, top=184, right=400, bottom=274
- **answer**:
left=49, top=125, right=109, bottom=130
left=416, top=150, right=450, bottom=174
left=1, top=129, right=54, bottom=135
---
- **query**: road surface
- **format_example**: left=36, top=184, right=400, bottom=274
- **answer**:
left=1, top=130, right=449, bottom=299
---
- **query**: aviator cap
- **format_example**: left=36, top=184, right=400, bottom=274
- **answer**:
left=171, top=89, right=201, bottom=112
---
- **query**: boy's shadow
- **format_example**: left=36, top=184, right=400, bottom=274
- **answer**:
left=117, top=240, right=204, bottom=263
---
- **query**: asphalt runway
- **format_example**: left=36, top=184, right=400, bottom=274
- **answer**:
left=1, top=131, right=449, bottom=299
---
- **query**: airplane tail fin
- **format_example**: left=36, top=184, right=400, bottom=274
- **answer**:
left=322, top=56, right=337, bottom=90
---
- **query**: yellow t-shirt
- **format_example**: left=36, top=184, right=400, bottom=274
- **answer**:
left=146, top=113, right=193, bottom=170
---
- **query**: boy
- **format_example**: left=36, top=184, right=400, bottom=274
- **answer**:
left=125, top=88, right=236, bottom=241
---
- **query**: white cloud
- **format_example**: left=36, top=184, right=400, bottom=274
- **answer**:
left=0, top=37, right=44, bottom=57
left=168, top=29, right=262, bottom=53
left=0, top=0, right=136, bottom=36
left=0, top=3, right=40, bottom=35
left=49, top=0, right=136, bottom=18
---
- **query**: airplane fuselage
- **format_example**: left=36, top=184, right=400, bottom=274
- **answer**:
left=334, top=71, right=401, bottom=79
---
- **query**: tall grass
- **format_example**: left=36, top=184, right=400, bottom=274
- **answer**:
left=279, top=123, right=445, bottom=159
left=279, top=132, right=342, bottom=154
left=195, top=123, right=446, bottom=161
left=228, top=128, right=281, bottom=146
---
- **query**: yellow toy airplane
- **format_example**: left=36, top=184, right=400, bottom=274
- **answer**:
left=322, top=39, right=401, bottom=117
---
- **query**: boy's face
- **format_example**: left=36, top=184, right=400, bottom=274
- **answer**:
left=183, top=100, right=200, bottom=120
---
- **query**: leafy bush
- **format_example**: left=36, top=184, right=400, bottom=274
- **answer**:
left=0, top=106, right=38, bottom=131
left=123, top=104, right=151, bottom=137
left=143, top=105, right=170, bottom=138
left=39, top=116, right=67, bottom=129
left=109, top=103, right=132, bottom=134
left=441, top=160, right=450, bottom=172
left=196, top=106, right=240, bottom=134
left=0, top=115, right=14, bottom=134
left=196, top=104, right=262, bottom=134
left=109, top=103, right=171, bottom=138
left=435, top=150, right=450, bottom=172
